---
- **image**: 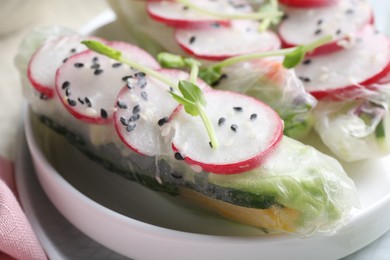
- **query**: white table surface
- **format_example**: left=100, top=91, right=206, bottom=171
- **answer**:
left=2, top=0, right=390, bottom=259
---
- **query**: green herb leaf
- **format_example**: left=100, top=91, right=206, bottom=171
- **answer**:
left=199, top=67, right=222, bottom=86
left=282, top=45, right=305, bottom=69
left=178, top=80, right=206, bottom=106
left=81, top=40, right=122, bottom=60
left=169, top=91, right=199, bottom=116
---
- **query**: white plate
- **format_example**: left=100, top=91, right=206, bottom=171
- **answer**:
left=21, top=3, right=390, bottom=260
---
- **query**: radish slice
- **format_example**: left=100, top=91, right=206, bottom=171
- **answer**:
left=114, top=69, right=212, bottom=156
left=55, top=41, right=160, bottom=124
left=27, top=35, right=105, bottom=98
left=175, top=20, right=281, bottom=60
left=171, top=90, right=283, bottom=174
left=294, top=26, right=390, bottom=100
left=146, top=0, right=252, bottom=28
left=279, top=0, right=338, bottom=8
left=278, top=0, right=373, bottom=55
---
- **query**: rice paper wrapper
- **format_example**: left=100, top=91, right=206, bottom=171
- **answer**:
left=314, top=85, right=390, bottom=162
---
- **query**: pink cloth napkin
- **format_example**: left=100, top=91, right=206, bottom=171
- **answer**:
left=0, top=156, right=47, bottom=260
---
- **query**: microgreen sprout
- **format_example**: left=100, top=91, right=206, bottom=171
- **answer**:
left=82, top=40, right=219, bottom=150
left=170, top=80, right=219, bottom=149
left=176, top=0, right=283, bottom=26
left=157, top=35, right=333, bottom=85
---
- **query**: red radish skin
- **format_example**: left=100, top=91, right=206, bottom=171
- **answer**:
left=146, top=0, right=252, bottom=29
left=114, top=69, right=212, bottom=156
left=175, top=20, right=281, bottom=61
left=295, top=26, right=390, bottom=100
left=279, top=0, right=338, bottom=8
left=55, top=41, right=160, bottom=124
left=170, top=90, right=283, bottom=174
left=278, top=0, right=373, bottom=56
left=27, top=35, right=106, bottom=99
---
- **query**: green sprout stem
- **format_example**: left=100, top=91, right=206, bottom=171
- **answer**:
left=189, top=62, right=199, bottom=84
left=197, top=104, right=219, bottom=149
left=188, top=61, right=218, bottom=149
left=177, top=0, right=282, bottom=20
left=211, top=35, right=333, bottom=69
left=82, top=40, right=178, bottom=91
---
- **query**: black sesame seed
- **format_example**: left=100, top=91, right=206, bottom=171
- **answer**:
left=112, top=62, right=122, bottom=68
left=65, top=88, right=71, bottom=97
left=70, top=48, right=77, bottom=53
left=345, top=9, right=354, bottom=15
left=90, top=63, right=100, bottom=69
left=74, top=63, right=84, bottom=68
left=218, top=117, right=226, bottom=126
left=129, top=114, right=140, bottom=122
left=189, top=36, right=196, bottom=44
left=67, top=98, right=77, bottom=106
left=314, top=28, right=322, bottom=35
left=120, top=117, right=128, bottom=126
left=85, top=97, right=92, bottom=107
left=158, top=117, right=169, bottom=126
left=62, top=58, right=68, bottom=63
left=233, top=106, right=243, bottom=112
left=182, top=5, right=189, bottom=10
left=250, top=113, right=257, bottom=120
left=282, top=14, right=289, bottom=20
left=138, top=78, right=147, bottom=88
left=133, top=105, right=141, bottom=114
left=122, top=75, right=133, bottom=82
left=317, top=19, right=323, bottom=25
left=336, top=29, right=342, bottom=35
left=141, top=91, right=148, bottom=101
left=126, top=124, right=136, bottom=132
left=174, top=152, right=185, bottom=160
left=94, top=69, right=104, bottom=75
left=78, top=97, right=85, bottom=104
left=92, top=56, right=99, bottom=63
left=209, top=141, right=213, bottom=148
left=303, top=59, right=311, bottom=65
left=100, top=108, right=108, bottom=119
left=211, top=22, right=221, bottom=28
left=135, top=72, right=146, bottom=78
left=39, top=93, right=49, bottom=100
left=62, top=81, right=70, bottom=89
left=117, top=100, right=127, bottom=109
left=298, top=76, right=311, bottom=83
left=231, top=124, right=238, bottom=132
